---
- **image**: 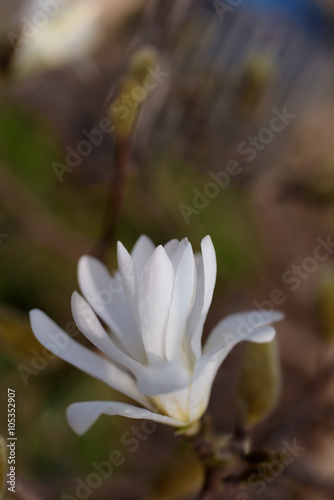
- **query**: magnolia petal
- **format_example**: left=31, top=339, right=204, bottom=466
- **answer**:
left=29, top=309, right=151, bottom=409
left=168, top=238, right=189, bottom=272
left=67, top=401, right=186, bottom=435
left=117, top=241, right=143, bottom=332
left=72, top=293, right=191, bottom=397
left=78, top=255, right=145, bottom=360
left=117, top=241, right=136, bottom=302
left=165, top=243, right=196, bottom=363
left=164, top=239, right=179, bottom=259
left=187, top=236, right=217, bottom=362
left=71, top=292, right=145, bottom=375
left=131, top=235, right=156, bottom=280
left=136, top=362, right=191, bottom=396
left=188, top=323, right=278, bottom=422
left=152, top=385, right=190, bottom=422
left=200, top=236, right=217, bottom=313
left=203, top=310, right=285, bottom=354
left=138, top=246, right=175, bottom=361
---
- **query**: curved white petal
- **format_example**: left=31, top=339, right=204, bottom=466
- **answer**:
left=165, top=243, right=196, bottom=363
left=71, top=292, right=144, bottom=376
left=203, top=310, right=285, bottom=354
left=186, top=236, right=217, bottom=362
left=152, top=385, right=190, bottom=422
left=67, top=401, right=186, bottom=435
left=117, top=241, right=136, bottom=302
left=71, top=293, right=190, bottom=397
left=138, top=246, right=175, bottom=361
left=188, top=318, right=281, bottom=422
left=131, top=235, right=155, bottom=280
left=78, top=255, right=145, bottom=361
left=117, top=241, right=142, bottom=329
left=136, top=362, right=191, bottom=396
left=29, top=309, right=151, bottom=409
left=164, top=239, right=179, bottom=258
left=168, top=238, right=189, bottom=271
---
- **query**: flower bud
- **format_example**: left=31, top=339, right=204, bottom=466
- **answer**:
left=237, top=339, right=281, bottom=427
left=237, top=53, right=276, bottom=114
left=109, top=46, right=159, bottom=138
left=148, top=448, right=204, bottom=500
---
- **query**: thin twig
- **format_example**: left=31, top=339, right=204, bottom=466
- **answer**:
left=187, top=435, right=224, bottom=499
left=94, top=136, right=130, bottom=261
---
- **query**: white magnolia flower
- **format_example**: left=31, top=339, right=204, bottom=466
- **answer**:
left=30, top=235, right=283, bottom=435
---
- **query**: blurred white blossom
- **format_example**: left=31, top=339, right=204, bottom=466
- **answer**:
left=10, top=0, right=143, bottom=76
left=30, top=235, right=283, bottom=434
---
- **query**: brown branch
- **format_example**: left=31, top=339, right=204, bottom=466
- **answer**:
left=187, top=435, right=226, bottom=500
left=94, top=136, right=130, bottom=261
left=197, top=468, right=224, bottom=500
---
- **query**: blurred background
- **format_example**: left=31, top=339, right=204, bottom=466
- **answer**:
left=1, top=0, right=334, bottom=498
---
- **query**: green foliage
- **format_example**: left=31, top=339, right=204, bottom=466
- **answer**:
left=124, top=158, right=262, bottom=285
left=0, top=105, right=57, bottom=193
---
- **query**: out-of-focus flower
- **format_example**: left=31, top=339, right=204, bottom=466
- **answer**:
left=30, top=235, right=283, bottom=434
left=10, top=0, right=143, bottom=77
